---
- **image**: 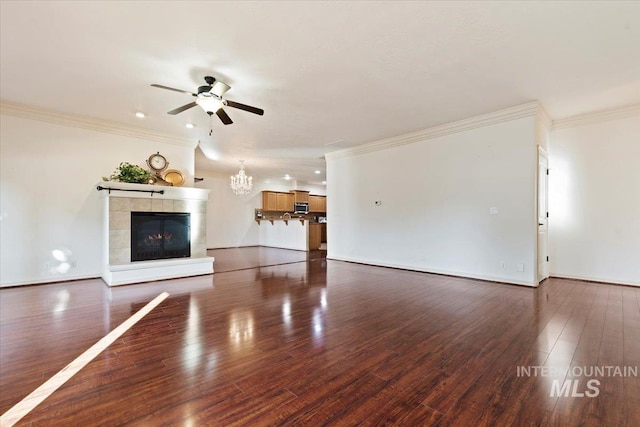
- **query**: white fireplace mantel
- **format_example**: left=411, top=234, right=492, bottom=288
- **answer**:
left=97, top=181, right=211, bottom=200
left=98, top=182, right=214, bottom=286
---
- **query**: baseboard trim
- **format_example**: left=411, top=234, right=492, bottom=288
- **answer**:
left=549, top=274, right=639, bottom=288
left=327, top=256, right=537, bottom=287
left=208, top=245, right=309, bottom=252
left=0, top=274, right=99, bottom=288
left=260, top=245, right=309, bottom=252
left=207, top=245, right=261, bottom=250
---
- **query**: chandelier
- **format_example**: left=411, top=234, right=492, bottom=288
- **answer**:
left=230, top=160, right=253, bottom=195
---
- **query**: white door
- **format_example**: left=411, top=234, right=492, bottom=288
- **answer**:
left=537, top=147, right=549, bottom=282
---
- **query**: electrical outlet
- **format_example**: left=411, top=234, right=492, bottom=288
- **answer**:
left=43, top=262, right=50, bottom=271
left=489, top=207, right=499, bottom=215
left=500, top=261, right=506, bottom=270
left=517, top=263, right=525, bottom=272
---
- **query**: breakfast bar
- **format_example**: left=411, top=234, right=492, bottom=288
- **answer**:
left=256, top=190, right=327, bottom=251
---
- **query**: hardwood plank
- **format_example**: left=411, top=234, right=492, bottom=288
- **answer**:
left=1, top=247, right=638, bottom=425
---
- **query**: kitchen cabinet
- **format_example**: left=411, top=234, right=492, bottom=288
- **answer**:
left=291, top=190, right=309, bottom=203
left=309, top=223, right=322, bottom=250
left=276, top=192, right=294, bottom=212
left=262, top=191, right=277, bottom=211
left=263, top=190, right=322, bottom=213
left=262, top=191, right=294, bottom=212
left=309, top=195, right=326, bottom=212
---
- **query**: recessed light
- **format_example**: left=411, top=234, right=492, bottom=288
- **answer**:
left=284, top=174, right=291, bottom=180
left=322, top=181, right=327, bottom=185
left=315, top=170, right=321, bottom=174
left=185, top=123, right=194, bottom=129
left=135, top=112, right=145, bottom=118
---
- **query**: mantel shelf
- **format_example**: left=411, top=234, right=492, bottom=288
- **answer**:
left=95, top=181, right=210, bottom=201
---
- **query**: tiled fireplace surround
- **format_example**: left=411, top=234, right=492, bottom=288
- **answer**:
left=100, top=182, right=214, bottom=286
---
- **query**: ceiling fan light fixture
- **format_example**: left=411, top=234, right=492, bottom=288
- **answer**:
left=152, top=76, right=263, bottom=124
left=196, top=96, right=224, bottom=113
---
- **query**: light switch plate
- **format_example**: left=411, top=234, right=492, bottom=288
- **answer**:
left=489, top=207, right=499, bottom=215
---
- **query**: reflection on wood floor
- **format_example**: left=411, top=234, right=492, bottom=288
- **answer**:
left=208, top=246, right=326, bottom=273
left=1, top=247, right=639, bottom=425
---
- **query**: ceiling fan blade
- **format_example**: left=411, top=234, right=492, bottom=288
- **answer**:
left=226, top=100, right=264, bottom=116
left=216, top=108, right=233, bottom=125
left=211, top=81, right=231, bottom=97
left=167, top=102, right=197, bottom=115
left=151, top=84, right=197, bottom=97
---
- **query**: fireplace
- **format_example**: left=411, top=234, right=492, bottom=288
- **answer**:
left=131, top=212, right=191, bottom=262
left=100, top=182, right=213, bottom=286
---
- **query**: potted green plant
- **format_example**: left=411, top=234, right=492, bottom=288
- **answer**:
left=103, top=162, right=155, bottom=184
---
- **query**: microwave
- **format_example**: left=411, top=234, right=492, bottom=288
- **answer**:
left=294, top=202, right=309, bottom=214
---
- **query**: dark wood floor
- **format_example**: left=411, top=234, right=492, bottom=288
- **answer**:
left=1, top=248, right=639, bottom=426
left=208, top=246, right=326, bottom=273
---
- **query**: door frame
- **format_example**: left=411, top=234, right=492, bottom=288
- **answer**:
left=537, top=146, right=549, bottom=283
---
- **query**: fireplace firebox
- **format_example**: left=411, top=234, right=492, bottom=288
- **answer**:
left=131, top=212, right=191, bottom=262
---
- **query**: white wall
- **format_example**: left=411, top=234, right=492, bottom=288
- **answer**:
left=294, top=183, right=327, bottom=196
left=549, top=113, right=640, bottom=286
left=327, top=116, right=538, bottom=286
left=0, top=113, right=195, bottom=287
left=195, top=171, right=327, bottom=248
left=195, top=171, right=291, bottom=248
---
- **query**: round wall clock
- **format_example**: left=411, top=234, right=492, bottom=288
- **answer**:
left=147, top=152, right=168, bottom=174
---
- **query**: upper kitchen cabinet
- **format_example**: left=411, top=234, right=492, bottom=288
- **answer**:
left=262, top=191, right=294, bottom=212
left=291, top=190, right=310, bottom=204
left=309, top=195, right=326, bottom=213
left=276, top=192, right=294, bottom=212
left=262, top=191, right=278, bottom=211
left=262, top=190, right=324, bottom=213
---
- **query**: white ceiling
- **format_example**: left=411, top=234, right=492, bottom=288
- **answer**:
left=1, top=1, right=639, bottom=184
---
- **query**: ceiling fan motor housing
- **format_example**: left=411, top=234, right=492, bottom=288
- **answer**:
left=198, top=85, right=213, bottom=95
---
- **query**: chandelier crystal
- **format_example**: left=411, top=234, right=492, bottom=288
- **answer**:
left=230, top=160, right=253, bottom=195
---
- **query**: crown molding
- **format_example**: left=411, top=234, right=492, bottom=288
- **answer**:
left=536, top=104, right=552, bottom=132
left=552, top=104, right=640, bottom=130
left=534, top=103, right=552, bottom=147
left=325, top=101, right=541, bottom=160
left=0, top=101, right=197, bottom=149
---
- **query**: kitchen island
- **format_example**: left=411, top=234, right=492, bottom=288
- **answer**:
left=256, top=190, right=327, bottom=251
left=257, top=217, right=326, bottom=251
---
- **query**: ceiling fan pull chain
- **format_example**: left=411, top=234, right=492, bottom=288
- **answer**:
left=209, top=114, right=213, bottom=136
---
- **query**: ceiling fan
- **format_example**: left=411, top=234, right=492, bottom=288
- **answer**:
left=151, top=76, right=264, bottom=125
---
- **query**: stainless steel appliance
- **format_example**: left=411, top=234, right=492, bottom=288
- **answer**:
left=294, top=202, right=309, bottom=214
